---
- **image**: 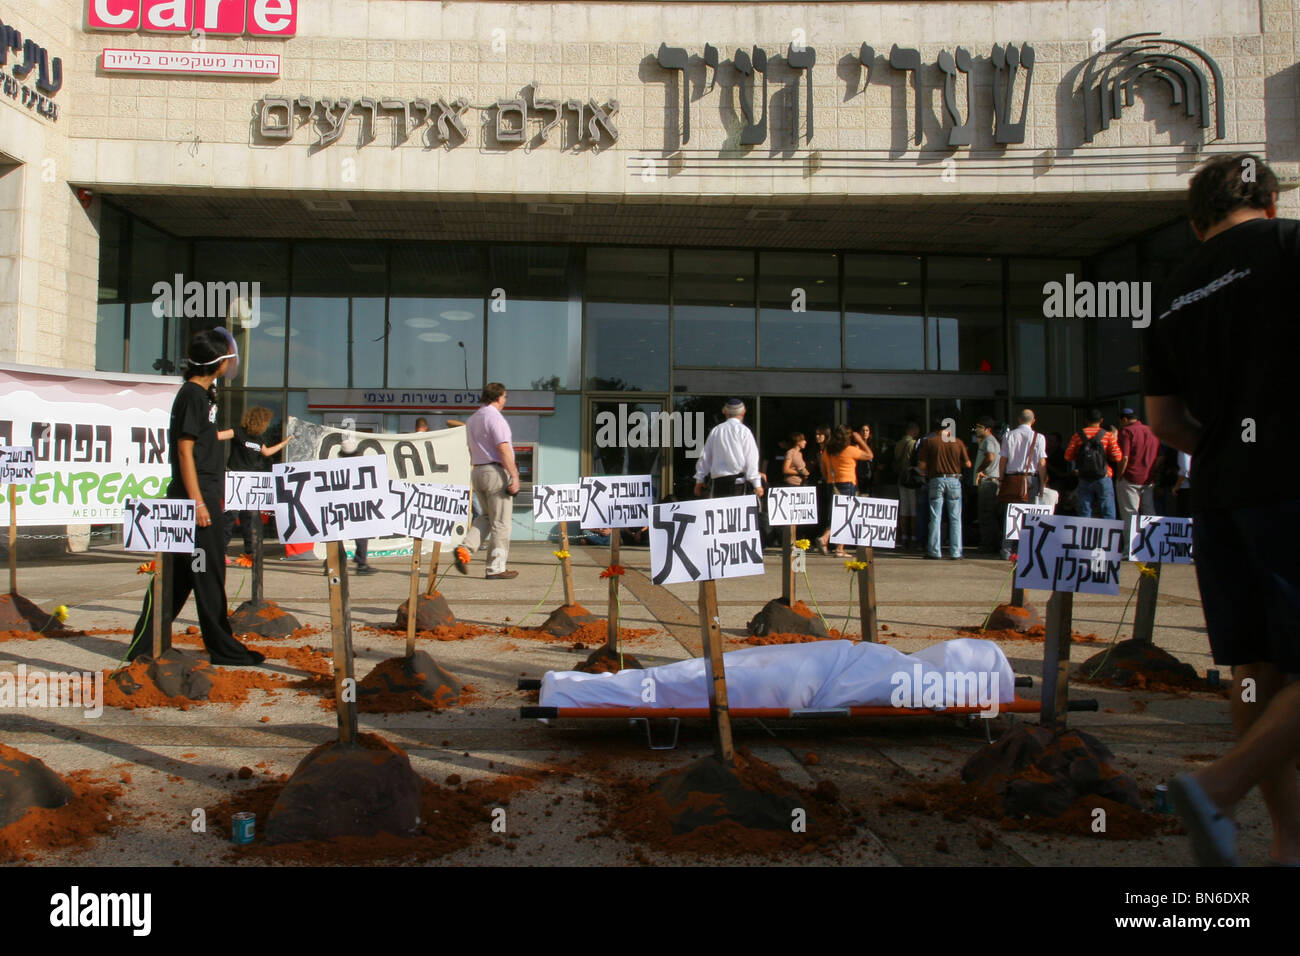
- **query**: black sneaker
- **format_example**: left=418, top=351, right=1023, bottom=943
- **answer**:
left=355, top=564, right=378, bottom=575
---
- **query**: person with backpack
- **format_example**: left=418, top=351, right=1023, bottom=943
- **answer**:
left=1064, top=409, right=1123, bottom=519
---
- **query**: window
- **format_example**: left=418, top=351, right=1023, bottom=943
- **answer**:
left=673, top=250, right=755, bottom=368
left=288, top=243, right=386, bottom=389
left=193, top=240, right=290, bottom=388
left=845, top=255, right=924, bottom=370
left=486, top=246, right=582, bottom=390
left=389, top=244, right=484, bottom=391
left=758, top=251, right=839, bottom=368
left=926, top=257, right=1003, bottom=373
left=585, top=248, right=669, bottom=391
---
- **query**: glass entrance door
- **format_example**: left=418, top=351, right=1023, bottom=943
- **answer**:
left=584, top=396, right=670, bottom=501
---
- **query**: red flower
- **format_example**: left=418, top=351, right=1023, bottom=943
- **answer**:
left=1008, top=553, right=1018, bottom=563
left=600, top=565, right=626, bottom=579
left=136, top=561, right=157, bottom=575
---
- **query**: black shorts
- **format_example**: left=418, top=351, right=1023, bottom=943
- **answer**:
left=1193, top=501, right=1300, bottom=672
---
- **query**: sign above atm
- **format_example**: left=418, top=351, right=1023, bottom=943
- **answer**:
left=86, top=0, right=297, bottom=38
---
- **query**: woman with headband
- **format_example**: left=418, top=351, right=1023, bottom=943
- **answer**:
left=128, top=328, right=265, bottom=666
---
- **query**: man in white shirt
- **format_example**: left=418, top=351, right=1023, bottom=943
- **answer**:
left=693, top=399, right=765, bottom=499
left=997, top=409, right=1048, bottom=559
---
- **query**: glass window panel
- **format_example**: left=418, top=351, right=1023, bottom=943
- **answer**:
left=192, top=240, right=290, bottom=389
left=668, top=395, right=756, bottom=499
left=1090, top=243, right=1140, bottom=397
left=1010, top=259, right=1083, bottom=398
left=486, top=246, right=582, bottom=390
left=585, top=247, right=669, bottom=391
left=845, top=255, right=923, bottom=370
left=758, top=251, right=840, bottom=368
left=389, top=244, right=484, bottom=391
left=672, top=250, right=755, bottom=368
left=927, top=257, right=1004, bottom=373
left=96, top=305, right=125, bottom=372
left=289, top=244, right=387, bottom=389
left=127, top=221, right=189, bottom=375
left=95, top=205, right=127, bottom=372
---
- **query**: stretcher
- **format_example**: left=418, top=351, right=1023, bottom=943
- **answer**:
left=517, top=677, right=1099, bottom=749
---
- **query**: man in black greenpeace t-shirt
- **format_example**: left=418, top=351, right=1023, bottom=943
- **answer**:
left=1145, top=153, right=1300, bottom=867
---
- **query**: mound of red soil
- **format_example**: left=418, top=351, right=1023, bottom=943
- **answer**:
left=103, top=653, right=292, bottom=710
left=747, top=599, right=829, bottom=639
left=351, top=651, right=472, bottom=713
left=572, top=646, right=642, bottom=674
left=958, top=624, right=1102, bottom=644
left=501, top=619, right=656, bottom=646
left=363, top=622, right=494, bottom=642
left=0, top=746, right=128, bottom=862
left=1075, top=639, right=1225, bottom=695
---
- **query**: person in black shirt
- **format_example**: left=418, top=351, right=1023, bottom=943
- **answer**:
left=128, top=329, right=265, bottom=666
left=223, top=406, right=291, bottom=559
left=1146, top=153, right=1300, bottom=866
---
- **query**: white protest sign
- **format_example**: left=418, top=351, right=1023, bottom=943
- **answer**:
left=766, top=486, right=818, bottom=526
left=650, top=496, right=765, bottom=585
left=532, top=482, right=587, bottom=523
left=389, top=481, right=471, bottom=542
left=1015, top=515, right=1125, bottom=595
left=122, top=498, right=197, bottom=553
left=225, top=471, right=275, bottom=511
left=0, top=446, right=35, bottom=485
left=272, top=455, right=393, bottom=545
left=1128, top=515, right=1194, bottom=564
left=580, top=474, right=653, bottom=529
left=1004, top=502, right=1055, bottom=542
left=828, top=495, right=898, bottom=549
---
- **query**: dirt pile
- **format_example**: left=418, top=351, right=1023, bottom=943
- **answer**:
left=573, top=646, right=642, bottom=673
left=0, top=593, right=76, bottom=638
left=984, top=602, right=1043, bottom=633
left=104, top=651, right=292, bottom=710
left=0, top=746, right=127, bottom=862
left=600, top=748, right=854, bottom=858
left=1076, top=639, right=1225, bottom=695
left=350, top=651, right=472, bottom=713
left=362, top=622, right=494, bottom=642
left=229, top=599, right=301, bottom=638
left=395, top=591, right=456, bottom=631
left=501, top=618, right=656, bottom=646
left=747, top=599, right=829, bottom=639
left=537, top=603, right=603, bottom=637
left=959, top=623, right=1102, bottom=644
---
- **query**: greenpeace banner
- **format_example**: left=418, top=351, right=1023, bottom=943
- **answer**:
left=0, top=365, right=180, bottom=525
left=650, top=496, right=764, bottom=585
left=284, top=417, right=471, bottom=556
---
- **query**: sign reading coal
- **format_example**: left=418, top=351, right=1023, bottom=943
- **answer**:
left=1016, top=515, right=1125, bottom=595
left=122, top=498, right=196, bottom=553
left=532, top=482, right=586, bottom=523
left=0, top=446, right=35, bottom=485
left=1005, top=502, right=1055, bottom=542
left=767, top=486, right=818, bottom=526
left=1128, top=515, right=1194, bottom=564
left=272, top=455, right=392, bottom=544
left=225, top=471, right=275, bottom=510
left=389, top=481, right=471, bottom=542
left=580, top=474, right=652, bottom=529
left=829, top=495, right=898, bottom=549
left=650, top=496, right=764, bottom=585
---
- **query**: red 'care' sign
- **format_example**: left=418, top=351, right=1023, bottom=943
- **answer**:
left=85, top=0, right=297, bottom=37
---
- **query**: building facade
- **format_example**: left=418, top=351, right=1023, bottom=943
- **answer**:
left=3, top=0, right=1298, bottom=533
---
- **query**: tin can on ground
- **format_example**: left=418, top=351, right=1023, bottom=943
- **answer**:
left=232, top=811, right=255, bottom=844
left=1154, top=784, right=1170, bottom=814
left=1206, top=669, right=1220, bottom=687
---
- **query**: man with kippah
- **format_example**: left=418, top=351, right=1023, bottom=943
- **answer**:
left=693, top=399, right=765, bottom=499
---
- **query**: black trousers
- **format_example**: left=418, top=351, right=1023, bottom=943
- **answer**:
left=223, top=509, right=255, bottom=554
left=129, top=503, right=254, bottom=663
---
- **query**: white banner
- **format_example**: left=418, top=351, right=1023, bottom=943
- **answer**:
left=1128, top=515, right=1194, bottom=564
left=1015, top=515, right=1125, bottom=595
left=1004, top=502, right=1055, bottom=542
left=389, top=481, right=471, bottom=542
left=285, top=417, right=470, bottom=488
left=579, top=474, right=653, bottom=529
left=224, top=471, right=275, bottom=511
left=122, top=498, right=196, bottom=553
left=102, top=49, right=281, bottom=76
left=650, top=497, right=765, bottom=585
left=829, top=495, right=899, bottom=549
left=532, top=482, right=587, bottom=523
left=0, top=366, right=179, bottom=525
left=272, top=455, right=393, bottom=545
left=766, top=486, right=818, bottom=526
left=0, top=446, right=35, bottom=485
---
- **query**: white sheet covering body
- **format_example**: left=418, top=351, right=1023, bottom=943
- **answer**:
left=539, top=639, right=1015, bottom=711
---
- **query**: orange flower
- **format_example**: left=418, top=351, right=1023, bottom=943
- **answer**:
left=136, top=561, right=157, bottom=575
left=600, top=564, right=626, bottom=579
left=234, top=554, right=254, bottom=568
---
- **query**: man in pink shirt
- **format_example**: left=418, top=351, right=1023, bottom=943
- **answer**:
left=455, top=383, right=520, bottom=579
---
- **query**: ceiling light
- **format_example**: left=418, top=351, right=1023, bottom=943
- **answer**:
left=440, top=310, right=474, bottom=322
left=418, top=332, right=452, bottom=343
left=405, top=317, right=439, bottom=328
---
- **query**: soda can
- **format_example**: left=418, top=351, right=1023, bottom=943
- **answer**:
left=232, top=811, right=256, bottom=844
left=1206, top=669, right=1220, bottom=688
left=1154, top=784, right=1170, bottom=814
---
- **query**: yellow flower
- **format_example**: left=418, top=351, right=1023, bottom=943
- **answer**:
left=794, top=539, right=811, bottom=551
left=54, top=605, right=69, bottom=623
left=552, top=550, right=571, bottom=560
left=844, top=560, right=869, bottom=572
left=1138, top=562, right=1159, bottom=578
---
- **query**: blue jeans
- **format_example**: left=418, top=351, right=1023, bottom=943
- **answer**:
left=1076, top=476, right=1116, bottom=519
left=927, top=475, right=963, bottom=558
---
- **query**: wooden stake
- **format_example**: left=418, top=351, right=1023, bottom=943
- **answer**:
left=604, top=535, right=621, bottom=654
left=151, top=551, right=165, bottom=658
left=250, top=511, right=264, bottom=605
left=560, top=523, right=575, bottom=607
left=781, top=525, right=795, bottom=603
left=406, top=537, right=422, bottom=658
left=856, top=545, right=877, bottom=642
left=1132, top=563, right=1161, bottom=644
left=1011, top=586, right=1025, bottom=608
left=425, top=540, right=442, bottom=596
left=698, top=580, right=735, bottom=765
left=326, top=539, right=358, bottom=745
left=1040, top=590, right=1074, bottom=728
left=7, top=486, right=15, bottom=595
